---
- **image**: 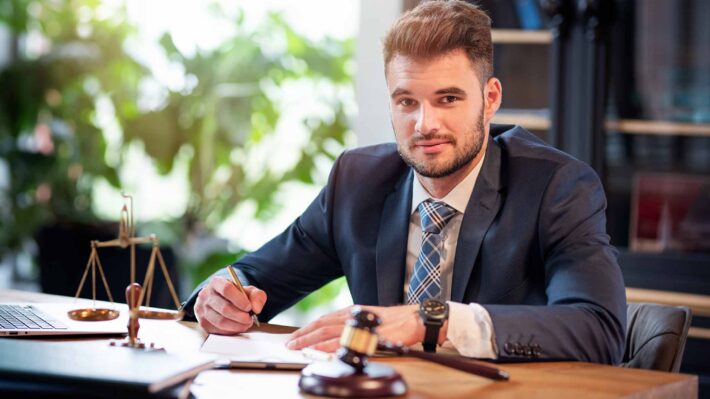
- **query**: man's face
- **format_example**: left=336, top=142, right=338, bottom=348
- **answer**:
left=386, top=49, right=497, bottom=178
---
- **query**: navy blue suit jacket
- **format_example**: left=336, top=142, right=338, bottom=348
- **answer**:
left=184, top=125, right=626, bottom=364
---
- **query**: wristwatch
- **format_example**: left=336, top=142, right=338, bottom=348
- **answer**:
left=419, top=299, right=449, bottom=353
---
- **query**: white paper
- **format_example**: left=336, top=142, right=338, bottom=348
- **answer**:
left=200, top=332, right=329, bottom=364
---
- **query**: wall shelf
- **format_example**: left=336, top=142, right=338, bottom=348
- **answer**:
left=494, top=111, right=710, bottom=138
left=606, top=119, right=710, bottom=138
left=626, top=287, right=710, bottom=318
left=627, top=287, right=710, bottom=340
left=491, top=29, right=552, bottom=45
left=492, top=110, right=550, bottom=130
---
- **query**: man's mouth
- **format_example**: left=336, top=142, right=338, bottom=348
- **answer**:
left=415, top=139, right=451, bottom=154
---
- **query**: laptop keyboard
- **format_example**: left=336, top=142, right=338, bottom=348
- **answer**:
left=0, top=305, right=67, bottom=330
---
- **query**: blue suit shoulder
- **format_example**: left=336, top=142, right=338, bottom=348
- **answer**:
left=340, top=142, right=399, bottom=163
left=491, top=124, right=599, bottom=178
left=333, top=143, right=410, bottom=187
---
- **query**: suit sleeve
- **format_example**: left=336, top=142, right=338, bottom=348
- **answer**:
left=181, top=153, right=347, bottom=322
left=482, top=161, right=627, bottom=364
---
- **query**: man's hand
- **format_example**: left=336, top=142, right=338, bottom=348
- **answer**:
left=194, top=276, right=267, bottom=335
left=287, top=304, right=433, bottom=352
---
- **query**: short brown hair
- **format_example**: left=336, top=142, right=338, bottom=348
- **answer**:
left=383, top=0, right=493, bottom=82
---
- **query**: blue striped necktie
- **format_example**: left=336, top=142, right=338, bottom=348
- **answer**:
left=406, top=200, right=458, bottom=304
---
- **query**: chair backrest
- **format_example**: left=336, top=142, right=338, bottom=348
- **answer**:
left=621, top=302, right=692, bottom=373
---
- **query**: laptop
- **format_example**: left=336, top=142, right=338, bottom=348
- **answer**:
left=0, top=303, right=127, bottom=337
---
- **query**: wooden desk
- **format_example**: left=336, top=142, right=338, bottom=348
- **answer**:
left=1, top=289, right=698, bottom=398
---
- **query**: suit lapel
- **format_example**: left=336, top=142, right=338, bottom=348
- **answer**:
left=451, top=136, right=505, bottom=302
left=375, top=169, right=413, bottom=306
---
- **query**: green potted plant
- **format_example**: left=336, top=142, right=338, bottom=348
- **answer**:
left=1, top=2, right=353, bottom=310
left=123, top=10, right=354, bottom=292
left=0, top=0, right=147, bottom=288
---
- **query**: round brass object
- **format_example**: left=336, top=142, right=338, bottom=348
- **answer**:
left=67, top=308, right=120, bottom=321
left=137, top=309, right=183, bottom=320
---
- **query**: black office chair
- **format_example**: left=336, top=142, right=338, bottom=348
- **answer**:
left=621, top=302, right=692, bottom=373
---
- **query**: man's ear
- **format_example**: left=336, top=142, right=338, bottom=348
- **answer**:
left=483, top=77, right=502, bottom=123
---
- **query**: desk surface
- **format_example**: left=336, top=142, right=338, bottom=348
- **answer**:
left=0, top=289, right=698, bottom=399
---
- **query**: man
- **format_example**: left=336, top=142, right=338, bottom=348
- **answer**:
left=183, top=0, right=626, bottom=364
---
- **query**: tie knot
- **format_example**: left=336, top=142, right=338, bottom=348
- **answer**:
left=418, top=200, right=457, bottom=234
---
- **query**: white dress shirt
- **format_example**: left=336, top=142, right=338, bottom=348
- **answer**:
left=404, top=155, right=498, bottom=359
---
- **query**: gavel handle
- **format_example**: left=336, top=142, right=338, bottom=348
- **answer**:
left=377, top=342, right=509, bottom=381
left=408, top=349, right=509, bottom=381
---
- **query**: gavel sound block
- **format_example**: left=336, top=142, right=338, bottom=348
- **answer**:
left=298, top=308, right=407, bottom=397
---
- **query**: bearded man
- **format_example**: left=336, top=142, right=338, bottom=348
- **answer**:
left=183, top=0, right=626, bottom=364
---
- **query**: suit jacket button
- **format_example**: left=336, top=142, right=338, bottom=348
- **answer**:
left=524, top=345, right=533, bottom=357
left=504, top=343, right=514, bottom=355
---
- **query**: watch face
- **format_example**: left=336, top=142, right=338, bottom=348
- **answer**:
left=422, top=299, right=447, bottom=316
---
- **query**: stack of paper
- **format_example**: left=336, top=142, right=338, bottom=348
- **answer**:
left=200, top=332, right=331, bottom=370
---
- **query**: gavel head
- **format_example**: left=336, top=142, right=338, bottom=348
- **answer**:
left=336, top=307, right=381, bottom=374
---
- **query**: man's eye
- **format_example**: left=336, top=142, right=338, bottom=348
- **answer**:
left=398, top=98, right=416, bottom=107
left=441, top=95, right=459, bottom=104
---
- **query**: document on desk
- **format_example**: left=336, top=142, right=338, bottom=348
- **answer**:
left=200, top=332, right=332, bottom=370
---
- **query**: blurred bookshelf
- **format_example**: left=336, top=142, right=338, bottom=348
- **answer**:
left=493, top=112, right=710, bottom=138
left=484, top=0, right=710, bottom=391
left=405, top=0, right=710, bottom=392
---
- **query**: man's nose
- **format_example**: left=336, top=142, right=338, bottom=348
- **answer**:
left=414, top=103, right=440, bottom=135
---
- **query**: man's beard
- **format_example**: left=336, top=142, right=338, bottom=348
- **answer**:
left=397, top=110, right=485, bottom=178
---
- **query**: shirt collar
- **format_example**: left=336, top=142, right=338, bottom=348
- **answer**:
left=410, top=153, right=486, bottom=215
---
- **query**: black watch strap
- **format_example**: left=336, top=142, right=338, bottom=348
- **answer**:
left=422, top=320, right=442, bottom=352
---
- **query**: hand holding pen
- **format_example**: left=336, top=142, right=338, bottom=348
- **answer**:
left=227, top=266, right=261, bottom=327
left=193, top=266, right=267, bottom=334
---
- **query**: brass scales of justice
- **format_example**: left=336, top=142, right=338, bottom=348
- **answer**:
left=68, top=193, right=183, bottom=349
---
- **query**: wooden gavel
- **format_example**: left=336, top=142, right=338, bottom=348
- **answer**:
left=335, top=308, right=381, bottom=373
left=338, top=307, right=509, bottom=381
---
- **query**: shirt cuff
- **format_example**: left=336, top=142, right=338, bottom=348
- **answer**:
left=443, top=301, right=498, bottom=359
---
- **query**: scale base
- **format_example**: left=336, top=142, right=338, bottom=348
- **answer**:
left=299, top=360, right=407, bottom=397
left=109, top=337, right=164, bottom=351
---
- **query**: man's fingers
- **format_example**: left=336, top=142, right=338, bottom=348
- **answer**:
left=205, top=298, right=253, bottom=325
left=309, top=338, right=341, bottom=353
left=291, top=307, right=352, bottom=339
left=319, top=306, right=355, bottom=321
left=196, top=317, right=221, bottom=334
left=203, top=302, right=252, bottom=333
left=211, top=277, right=252, bottom=312
left=287, top=324, right=344, bottom=350
left=243, top=286, right=267, bottom=314
left=289, top=320, right=320, bottom=340
left=195, top=290, right=250, bottom=335
left=198, top=317, right=240, bottom=336
left=290, top=313, right=347, bottom=340
left=193, top=273, right=272, bottom=335
left=196, top=281, right=254, bottom=325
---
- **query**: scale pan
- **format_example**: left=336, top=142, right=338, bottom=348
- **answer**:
left=138, top=309, right=183, bottom=320
left=67, top=308, right=120, bottom=321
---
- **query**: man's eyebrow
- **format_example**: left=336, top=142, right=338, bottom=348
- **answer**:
left=435, top=87, right=467, bottom=95
left=390, top=88, right=411, bottom=98
left=390, top=86, right=467, bottom=98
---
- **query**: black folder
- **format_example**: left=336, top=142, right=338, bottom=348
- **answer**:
left=0, top=338, right=214, bottom=398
